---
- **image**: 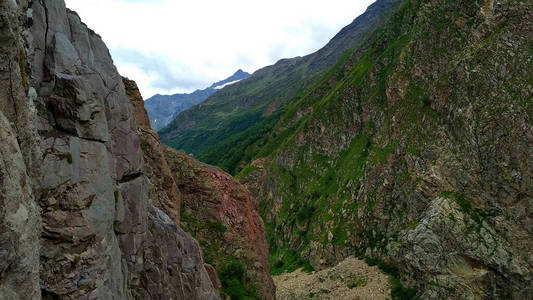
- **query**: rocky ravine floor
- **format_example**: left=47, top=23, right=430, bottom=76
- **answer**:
left=273, top=257, right=390, bottom=300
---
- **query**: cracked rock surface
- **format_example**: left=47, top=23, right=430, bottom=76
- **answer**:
left=0, top=0, right=220, bottom=299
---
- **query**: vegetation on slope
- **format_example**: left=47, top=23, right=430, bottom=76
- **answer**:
left=183, top=212, right=259, bottom=300
left=239, top=0, right=532, bottom=298
left=159, top=0, right=402, bottom=174
left=145, top=70, right=250, bottom=130
left=166, top=149, right=274, bottom=299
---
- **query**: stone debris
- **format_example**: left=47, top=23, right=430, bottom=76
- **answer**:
left=274, top=257, right=390, bottom=300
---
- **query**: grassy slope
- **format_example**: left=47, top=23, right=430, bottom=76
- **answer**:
left=159, top=0, right=400, bottom=174
left=160, top=57, right=315, bottom=174
left=240, top=0, right=532, bottom=297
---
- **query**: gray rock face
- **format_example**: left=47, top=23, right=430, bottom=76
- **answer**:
left=141, top=206, right=219, bottom=299
left=393, top=197, right=531, bottom=299
left=0, top=111, right=41, bottom=300
left=0, top=0, right=41, bottom=298
left=30, top=1, right=141, bottom=297
left=116, top=178, right=218, bottom=299
left=0, top=0, right=220, bottom=299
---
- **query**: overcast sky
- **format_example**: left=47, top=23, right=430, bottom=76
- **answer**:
left=64, top=0, right=375, bottom=99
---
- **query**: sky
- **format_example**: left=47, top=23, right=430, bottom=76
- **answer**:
left=64, top=0, right=375, bottom=99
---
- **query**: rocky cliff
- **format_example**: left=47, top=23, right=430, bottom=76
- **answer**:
left=164, top=149, right=275, bottom=299
left=122, top=77, right=182, bottom=226
left=125, top=77, right=276, bottom=299
left=240, top=0, right=532, bottom=298
left=0, top=0, right=228, bottom=298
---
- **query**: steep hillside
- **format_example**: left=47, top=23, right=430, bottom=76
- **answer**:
left=125, top=78, right=275, bottom=299
left=145, top=69, right=250, bottom=130
left=159, top=0, right=402, bottom=174
left=240, top=0, right=533, bottom=298
left=164, top=149, right=275, bottom=299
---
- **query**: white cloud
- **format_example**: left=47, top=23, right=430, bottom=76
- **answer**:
left=64, top=0, right=375, bottom=99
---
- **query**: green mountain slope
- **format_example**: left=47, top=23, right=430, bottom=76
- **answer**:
left=159, top=0, right=402, bottom=174
left=145, top=69, right=250, bottom=130
left=238, top=0, right=532, bottom=298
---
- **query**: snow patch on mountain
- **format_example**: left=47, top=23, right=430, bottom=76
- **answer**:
left=213, top=79, right=243, bottom=89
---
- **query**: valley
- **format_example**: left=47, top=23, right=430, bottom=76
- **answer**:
left=0, top=0, right=531, bottom=299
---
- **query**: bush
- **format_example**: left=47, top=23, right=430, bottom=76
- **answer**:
left=390, top=276, right=418, bottom=300
left=269, top=248, right=314, bottom=275
left=207, top=220, right=227, bottom=234
left=347, top=273, right=368, bottom=289
left=218, top=258, right=258, bottom=300
left=296, top=204, right=314, bottom=223
left=362, top=256, right=418, bottom=299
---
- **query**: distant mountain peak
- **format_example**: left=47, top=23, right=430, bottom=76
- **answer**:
left=144, top=70, right=251, bottom=130
left=209, top=69, right=251, bottom=90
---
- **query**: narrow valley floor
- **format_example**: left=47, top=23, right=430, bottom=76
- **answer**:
left=273, top=257, right=390, bottom=299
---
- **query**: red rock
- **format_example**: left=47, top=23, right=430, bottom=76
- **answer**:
left=164, top=149, right=276, bottom=299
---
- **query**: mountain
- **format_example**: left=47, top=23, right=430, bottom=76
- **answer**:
left=0, top=1, right=272, bottom=299
left=125, top=79, right=274, bottom=299
left=3, top=0, right=531, bottom=299
left=164, top=149, right=275, bottom=299
left=238, top=0, right=533, bottom=298
left=159, top=0, right=402, bottom=174
left=145, top=69, right=250, bottom=130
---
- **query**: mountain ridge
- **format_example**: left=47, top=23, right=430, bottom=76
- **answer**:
left=159, top=0, right=403, bottom=174
left=145, top=69, right=250, bottom=130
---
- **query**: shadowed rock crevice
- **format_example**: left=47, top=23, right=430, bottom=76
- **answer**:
left=118, top=172, right=143, bottom=183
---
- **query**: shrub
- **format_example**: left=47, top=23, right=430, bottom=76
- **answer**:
left=362, top=256, right=418, bottom=299
left=347, top=273, right=368, bottom=289
left=269, top=248, right=314, bottom=275
left=218, top=258, right=258, bottom=300
left=390, top=276, right=418, bottom=300
left=207, top=220, right=227, bottom=234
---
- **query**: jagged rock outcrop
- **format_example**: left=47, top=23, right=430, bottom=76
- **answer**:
left=240, top=0, right=533, bottom=298
left=0, top=0, right=220, bottom=298
left=164, top=149, right=276, bottom=299
left=123, top=78, right=151, bottom=129
left=0, top=111, right=40, bottom=299
left=0, top=0, right=42, bottom=298
left=122, top=77, right=181, bottom=225
left=123, top=76, right=275, bottom=299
